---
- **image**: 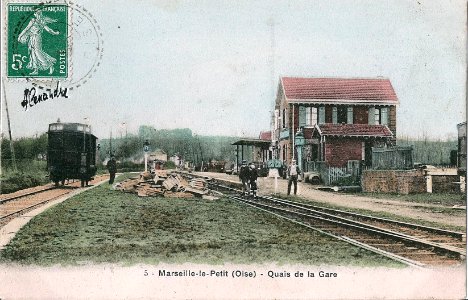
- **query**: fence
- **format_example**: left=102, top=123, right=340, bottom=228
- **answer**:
left=305, top=161, right=360, bottom=185
left=327, top=166, right=350, bottom=185
left=372, top=146, right=413, bottom=170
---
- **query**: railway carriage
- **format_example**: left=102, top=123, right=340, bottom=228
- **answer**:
left=47, top=122, right=98, bottom=187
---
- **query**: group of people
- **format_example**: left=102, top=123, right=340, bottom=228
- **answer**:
left=238, top=159, right=302, bottom=197
left=238, top=160, right=259, bottom=198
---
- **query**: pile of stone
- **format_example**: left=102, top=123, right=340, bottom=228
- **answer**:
left=114, top=171, right=218, bottom=199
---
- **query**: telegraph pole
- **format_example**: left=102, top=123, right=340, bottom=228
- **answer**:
left=109, top=129, right=113, bottom=156
left=2, top=78, right=17, bottom=172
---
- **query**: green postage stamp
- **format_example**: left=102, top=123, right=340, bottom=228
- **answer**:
left=6, top=3, right=69, bottom=79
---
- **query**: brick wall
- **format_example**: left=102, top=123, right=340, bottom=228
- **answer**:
left=325, top=138, right=362, bottom=167
left=325, top=106, right=333, bottom=123
left=354, top=106, right=368, bottom=124
left=361, top=169, right=426, bottom=194
left=293, top=104, right=299, bottom=129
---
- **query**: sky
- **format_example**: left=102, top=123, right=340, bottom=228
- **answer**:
left=1, top=0, right=466, bottom=140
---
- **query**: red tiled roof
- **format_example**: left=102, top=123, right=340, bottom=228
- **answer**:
left=259, top=131, right=272, bottom=141
left=316, top=124, right=393, bottom=137
left=281, top=77, right=398, bottom=104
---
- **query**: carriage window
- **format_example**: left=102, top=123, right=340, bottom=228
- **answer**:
left=49, top=124, right=63, bottom=131
left=77, top=125, right=84, bottom=131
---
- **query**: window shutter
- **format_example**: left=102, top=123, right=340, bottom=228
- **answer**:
left=347, top=107, right=353, bottom=124
left=332, top=107, right=338, bottom=124
left=381, top=107, right=388, bottom=125
left=368, top=107, right=375, bottom=125
left=298, top=106, right=306, bottom=128
left=318, top=106, right=325, bottom=124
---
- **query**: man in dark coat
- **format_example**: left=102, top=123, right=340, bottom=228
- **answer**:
left=107, top=156, right=117, bottom=184
left=249, top=163, right=258, bottom=199
left=239, top=160, right=250, bottom=196
left=287, top=159, right=301, bottom=195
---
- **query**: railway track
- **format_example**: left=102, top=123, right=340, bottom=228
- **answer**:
left=180, top=172, right=466, bottom=267
left=0, top=175, right=108, bottom=228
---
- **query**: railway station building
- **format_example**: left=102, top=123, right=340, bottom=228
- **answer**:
left=272, top=77, right=399, bottom=169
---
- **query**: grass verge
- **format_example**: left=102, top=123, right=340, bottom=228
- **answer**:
left=358, top=192, right=466, bottom=207
left=0, top=175, right=401, bottom=267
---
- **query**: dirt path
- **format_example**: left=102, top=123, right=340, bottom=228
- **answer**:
left=197, top=172, right=466, bottom=228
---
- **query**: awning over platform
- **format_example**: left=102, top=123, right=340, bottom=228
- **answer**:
left=232, top=138, right=271, bottom=149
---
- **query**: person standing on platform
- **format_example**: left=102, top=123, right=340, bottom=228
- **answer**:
left=287, top=159, right=301, bottom=195
left=249, top=163, right=258, bottom=199
left=239, top=160, right=250, bottom=196
left=107, top=155, right=117, bottom=184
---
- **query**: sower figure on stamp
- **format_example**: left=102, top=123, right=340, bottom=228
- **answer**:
left=18, top=10, right=59, bottom=75
left=249, top=163, right=258, bottom=199
left=287, top=159, right=301, bottom=196
left=107, top=156, right=117, bottom=184
left=239, top=160, right=250, bottom=196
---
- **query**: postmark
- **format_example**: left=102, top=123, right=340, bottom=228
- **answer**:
left=7, top=3, right=69, bottom=79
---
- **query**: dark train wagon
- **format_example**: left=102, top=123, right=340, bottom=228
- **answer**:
left=47, top=122, right=98, bottom=187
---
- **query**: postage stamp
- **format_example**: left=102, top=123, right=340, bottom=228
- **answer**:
left=6, top=3, right=69, bottom=79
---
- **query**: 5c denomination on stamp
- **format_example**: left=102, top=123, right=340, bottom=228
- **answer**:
left=7, top=2, right=69, bottom=79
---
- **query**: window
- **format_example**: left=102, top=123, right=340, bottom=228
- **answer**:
left=49, top=124, right=63, bottom=131
left=369, top=106, right=389, bottom=125
left=332, top=106, right=349, bottom=124
left=305, top=107, right=318, bottom=126
left=338, top=106, right=347, bottom=124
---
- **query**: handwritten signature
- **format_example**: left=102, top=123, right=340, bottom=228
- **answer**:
left=21, top=82, right=68, bottom=111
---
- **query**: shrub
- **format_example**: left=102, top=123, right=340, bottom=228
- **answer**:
left=1, top=172, right=48, bottom=194
left=163, top=161, right=176, bottom=169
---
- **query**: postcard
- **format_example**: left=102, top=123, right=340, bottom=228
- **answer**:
left=0, top=0, right=466, bottom=299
